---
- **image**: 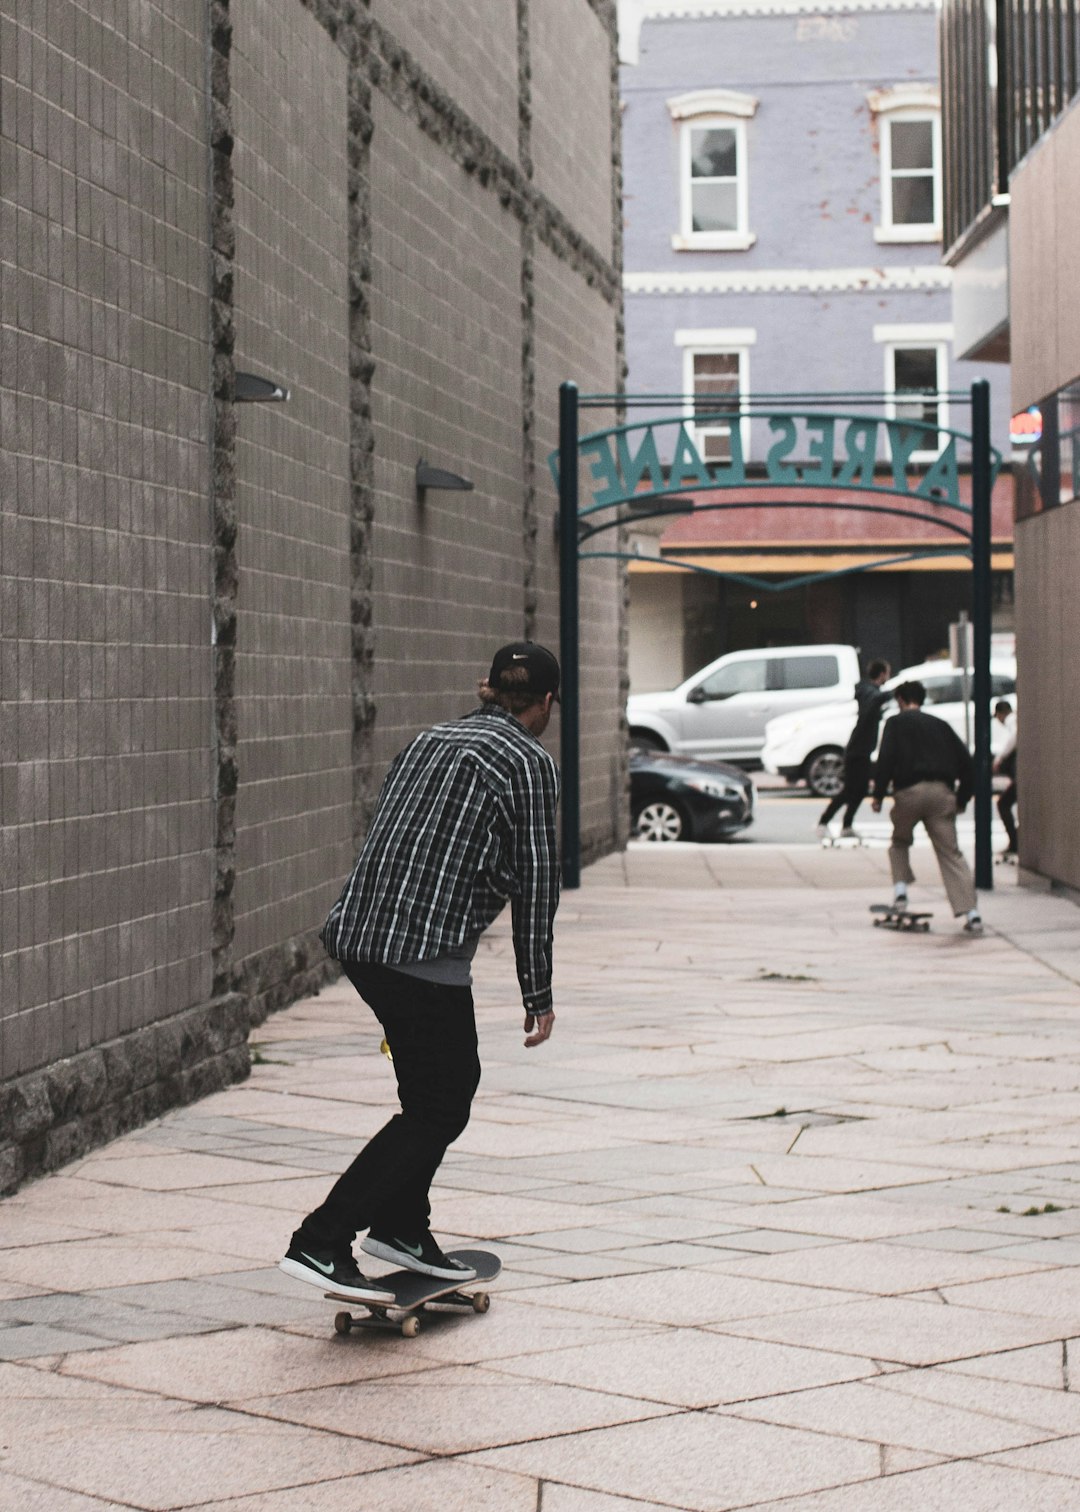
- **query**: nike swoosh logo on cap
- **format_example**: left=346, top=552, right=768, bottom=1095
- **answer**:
left=511, top=653, right=528, bottom=660
left=301, top=1252, right=336, bottom=1274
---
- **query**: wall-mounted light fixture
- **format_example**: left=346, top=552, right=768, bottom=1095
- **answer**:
left=416, top=459, right=474, bottom=500
left=235, top=371, right=291, bottom=403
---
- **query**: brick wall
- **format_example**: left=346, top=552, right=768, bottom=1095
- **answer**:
left=230, top=0, right=353, bottom=1018
left=371, top=0, right=520, bottom=162
left=0, top=0, right=624, bottom=1190
left=369, top=98, right=527, bottom=761
left=531, top=0, right=616, bottom=259
left=0, top=0, right=220, bottom=1181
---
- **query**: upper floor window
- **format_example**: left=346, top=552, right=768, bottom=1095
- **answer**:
left=876, top=322, right=952, bottom=459
left=868, top=86, right=942, bottom=244
left=667, top=90, right=758, bottom=252
left=676, top=327, right=755, bottom=461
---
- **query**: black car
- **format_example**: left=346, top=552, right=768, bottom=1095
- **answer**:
left=630, top=747, right=755, bottom=843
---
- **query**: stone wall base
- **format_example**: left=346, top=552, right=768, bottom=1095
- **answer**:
left=239, top=929, right=342, bottom=1028
left=0, top=993, right=252, bottom=1196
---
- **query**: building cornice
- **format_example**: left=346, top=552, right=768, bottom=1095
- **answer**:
left=666, top=88, right=759, bottom=120
left=627, top=0, right=935, bottom=18
left=619, top=0, right=937, bottom=61
left=624, top=265, right=952, bottom=294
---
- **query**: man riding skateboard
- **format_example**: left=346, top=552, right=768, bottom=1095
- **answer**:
left=816, top=657, right=891, bottom=840
left=280, top=642, right=561, bottom=1303
left=871, top=679, right=982, bottom=934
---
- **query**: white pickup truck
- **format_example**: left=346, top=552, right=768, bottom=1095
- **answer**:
left=627, top=644, right=862, bottom=765
left=761, top=657, right=1018, bottom=797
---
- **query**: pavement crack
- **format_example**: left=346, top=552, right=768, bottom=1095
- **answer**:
left=1064, top=1339, right=1071, bottom=1393
left=749, top=1164, right=767, bottom=1185
left=785, top=1126, right=805, bottom=1154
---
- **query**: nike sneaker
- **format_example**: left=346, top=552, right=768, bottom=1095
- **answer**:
left=279, top=1241, right=395, bottom=1302
left=361, top=1229, right=477, bottom=1281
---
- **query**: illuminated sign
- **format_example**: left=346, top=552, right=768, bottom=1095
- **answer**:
left=1010, top=407, right=1042, bottom=446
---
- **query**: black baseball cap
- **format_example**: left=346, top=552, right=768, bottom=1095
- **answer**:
left=487, top=641, right=561, bottom=702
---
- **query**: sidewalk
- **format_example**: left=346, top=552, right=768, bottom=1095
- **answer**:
left=4, top=850, right=1080, bottom=1510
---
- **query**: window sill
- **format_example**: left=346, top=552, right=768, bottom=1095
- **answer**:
left=672, top=232, right=757, bottom=252
left=874, top=225, right=942, bottom=244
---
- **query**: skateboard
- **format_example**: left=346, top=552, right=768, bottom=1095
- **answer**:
left=995, top=851, right=1018, bottom=867
left=821, top=835, right=864, bottom=848
left=870, top=903, right=933, bottom=932
left=326, top=1249, right=501, bottom=1339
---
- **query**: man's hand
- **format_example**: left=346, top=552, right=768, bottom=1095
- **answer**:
left=871, top=798, right=882, bottom=813
left=524, top=1010, right=555, bottom=1047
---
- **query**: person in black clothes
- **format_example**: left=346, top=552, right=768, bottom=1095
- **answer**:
left=816, top=659, right=892, bottom=839
left=871, top=680, right=982, bottom=933
left=992, top=699, right=1018, bottom=856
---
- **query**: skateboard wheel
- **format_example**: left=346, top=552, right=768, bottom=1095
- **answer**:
left=401, top=1315, right=421, bottom=1338
left=334, top=1312, right=352, bottom=1335
left=472, top=1292, right=490, bottom=1314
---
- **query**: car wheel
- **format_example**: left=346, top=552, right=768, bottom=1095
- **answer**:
left=805, top=748, right=845, bottom=799
left=633, top=799, right=688, bottom=842
left=629, top=730, right=667, bottom=753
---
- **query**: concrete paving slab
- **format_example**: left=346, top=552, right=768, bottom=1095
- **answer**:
left=746, top=1459, right=1080, bottom=1509
left=527, top=1268, right=862, bottom=1328
left=492, top=1326, right=877, bottom=1407
left=239, top=1364, right=676, bottom=1455
left=0, top=1395, right=416, bottom=1508
left=469, top=1410, right=882, bottom=1509
left=199, top=1460, right=541, bottom=1512
left=982, top=1435, right=1080, bottom=1479
left=0, top=1472, right=123, bottom=1511
left=723, top=1375, right=1068, bottom=1457
left=705, top=1237, right=1052, bottom=1294
left=720, top=1293, right=1070, bottom=1365
left=57, top=1323, right=441, bottom=1398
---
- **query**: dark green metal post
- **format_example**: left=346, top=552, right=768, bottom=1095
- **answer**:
left=558, top=381, right=581, bottom=890
left=971, top=378, right=993, bottom=891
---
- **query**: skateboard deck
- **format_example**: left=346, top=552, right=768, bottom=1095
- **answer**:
left=325, top=1248, right=501, bottom=1338
left=821, top=836, right=864, bottom=848
left=870, top=903, right=933, bottom=932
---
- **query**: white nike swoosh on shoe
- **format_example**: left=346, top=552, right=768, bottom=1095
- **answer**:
left=395, top=1239, right=425, bottom=1258
left=301, top=1252, right=336, bottom=1274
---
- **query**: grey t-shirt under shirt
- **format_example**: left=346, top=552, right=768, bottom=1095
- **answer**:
left=393, top=934, right=480, bottom=988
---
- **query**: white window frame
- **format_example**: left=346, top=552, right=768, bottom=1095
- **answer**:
left=868, top=86, right=942, bottom=244
left=667, top=90, right=758, bottom=252
left=876, top=323, right=952, bottom=462
left=677, top=327, right=755, bottom=462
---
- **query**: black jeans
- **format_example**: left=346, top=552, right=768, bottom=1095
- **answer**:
left=298, top=962, right=481, bottom=1251
left=998, top=780, right=1018, bottom=850
left=819, top=753, right=872, bottom=829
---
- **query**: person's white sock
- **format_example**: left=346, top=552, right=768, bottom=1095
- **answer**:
left=893, top=883, right=908, bottom=905
left=967, top=908, right=981, bottom=923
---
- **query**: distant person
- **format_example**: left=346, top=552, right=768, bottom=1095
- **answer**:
left=871, top=680, right=982, bottom=934
left=816, top=659, right=892, bottom=840
left=993, top=699, right=1018, bottom=857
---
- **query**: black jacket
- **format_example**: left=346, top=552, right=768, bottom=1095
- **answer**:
left=846, top=680, right=892, bottom=758
left=872, top=708, right=975, bottom=807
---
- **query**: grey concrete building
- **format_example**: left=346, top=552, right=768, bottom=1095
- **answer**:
left=0, top=0, right=625, bottom=1191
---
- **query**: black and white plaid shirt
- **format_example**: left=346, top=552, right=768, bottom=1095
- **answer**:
left=322, top=704, right=561, bottom=1014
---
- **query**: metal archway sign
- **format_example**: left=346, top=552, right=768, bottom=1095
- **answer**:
left=554, top=381, right=998, bottom=893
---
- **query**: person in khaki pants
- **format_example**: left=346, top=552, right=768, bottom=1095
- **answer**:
left=871, top=680, right=983, bottom=934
